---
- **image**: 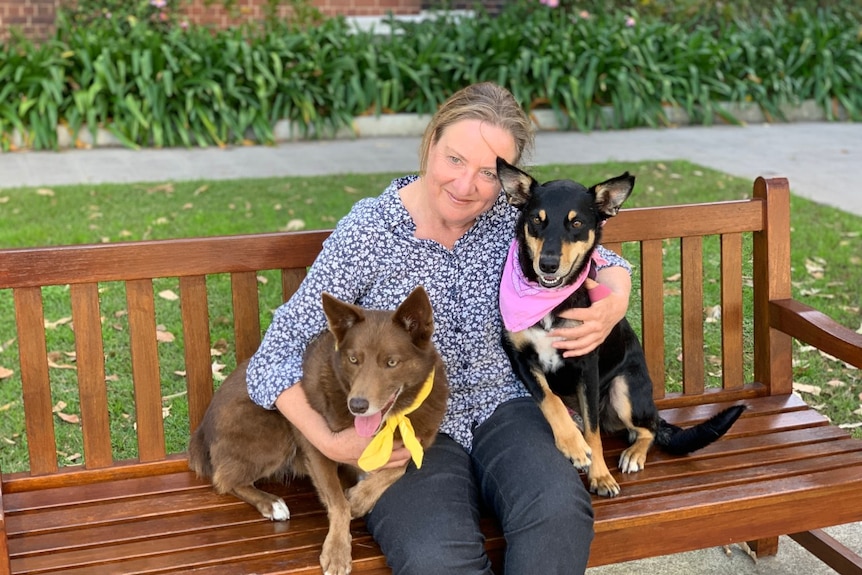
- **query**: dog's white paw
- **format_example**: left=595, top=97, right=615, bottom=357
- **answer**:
left=267, top=499, right=290, bottom=521
left=618, top=448, right=646, bottom=474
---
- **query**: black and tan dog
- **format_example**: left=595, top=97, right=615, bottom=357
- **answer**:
left=189, top=286, right=448, bottom=575
left=497, top=158, right=744, bottom=497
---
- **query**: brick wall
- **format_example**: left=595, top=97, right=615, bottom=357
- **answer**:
left=182, top=0, right=424, bottom=29
left=0, top=0, right=503, bottom=41
left=0, top=0, right=57, bottom=42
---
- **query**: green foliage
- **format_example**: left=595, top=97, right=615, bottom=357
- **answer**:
left=0, top=1, right=860, bottom=151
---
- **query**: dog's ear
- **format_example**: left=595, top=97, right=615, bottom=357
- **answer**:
left=392, top=286, right=434, bottom=348
left=321, top=292, right=365, bottom=346
left=496, top=157, right=535, bottom=207
left=592, top=172, right=635, bottom=218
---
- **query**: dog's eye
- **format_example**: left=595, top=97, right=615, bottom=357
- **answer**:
left=348, top=355, right=358, bottom=364
left=531, top=215, right=542, bottom=225
left=572, top=220, right=582, bottom=228
left=387, top=359, right=398, bottom=367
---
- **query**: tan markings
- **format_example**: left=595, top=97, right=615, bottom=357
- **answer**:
left=558, top=229, right=595, bottom=279
left=580, top=383, right=620, bottom=497
left=533, top=369, right=591, bottom=469
left=608, top=376, right=655, bottom=474
left=619, top=426, right=655, bottom=474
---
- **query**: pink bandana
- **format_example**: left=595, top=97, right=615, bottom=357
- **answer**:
left=499, top=240, right=610, bottom=332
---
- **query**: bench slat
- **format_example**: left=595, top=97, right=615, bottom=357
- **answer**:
left=231, top=271, right=263, bottom=364
left=69, top=283, right=113, bottom=469
left=126, top=279, right=166, bottom=462
left=640, top=239, right=666, bottom=398
left=681, top=235, right=705, bottom=394
left=0, top=232, right=328, bottom=288
left=720, top=232, right=745, bottom=390
left=13, top=287, right=57, bottom=476
left=179, top=275, right=215, bottom=432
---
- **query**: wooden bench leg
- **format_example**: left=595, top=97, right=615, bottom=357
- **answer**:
left=748, top=536, right=779, bottom=557
left=789, top=530, right=862, bottom=575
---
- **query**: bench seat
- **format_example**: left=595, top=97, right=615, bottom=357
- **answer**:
left=5, top=393, right=861, bottom=574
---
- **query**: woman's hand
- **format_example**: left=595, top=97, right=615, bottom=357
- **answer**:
left=275, top=383, right=411, bottom=469
left=550, top=266, right=631, bottom=358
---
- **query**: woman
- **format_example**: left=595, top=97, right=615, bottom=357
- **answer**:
left=246, top=81, right=631, bottom=574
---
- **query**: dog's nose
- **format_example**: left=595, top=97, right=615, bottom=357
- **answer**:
left=539, top=255, right=559, bottom=274
left=349, top=398, right=369, bottom=415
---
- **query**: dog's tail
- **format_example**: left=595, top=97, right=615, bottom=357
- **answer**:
left=187, top=428, right=213, bottom=479
left=654, top=405, right=746, bottom=455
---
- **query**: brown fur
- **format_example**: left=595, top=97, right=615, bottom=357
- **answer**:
left=188, top=286, right=448, bottom=575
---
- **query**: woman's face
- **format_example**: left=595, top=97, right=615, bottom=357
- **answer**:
left=424, top=119, right=518, bottom=230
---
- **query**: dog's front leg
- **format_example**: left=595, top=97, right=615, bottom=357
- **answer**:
left=346, top=466, right=406, bottom=518
left=534, top=369, right=592, bottom=470
left=305, top=448, right=354, bottom=575
left=579, top=366, right=620, bottom=497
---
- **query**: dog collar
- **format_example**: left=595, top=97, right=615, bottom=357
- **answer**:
left=357, top=367, right=435, bottom=472
left=499, top=240, right=610, bottom=332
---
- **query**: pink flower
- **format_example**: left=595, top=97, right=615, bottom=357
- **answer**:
left=625, top=16, right=636, bottom=27
left=539, top=0, right=560, bottom=6
left=180, top=20, right=189, bottom=29
left=579, top=10, right=590, bottom=19
left=150, top=0, right=167, bottom=8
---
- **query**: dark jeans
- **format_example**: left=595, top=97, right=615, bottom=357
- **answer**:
left=365, top=397, right=594, bottom=574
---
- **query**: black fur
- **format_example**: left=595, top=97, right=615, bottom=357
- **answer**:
left=498, top=158, right=745, bottom=497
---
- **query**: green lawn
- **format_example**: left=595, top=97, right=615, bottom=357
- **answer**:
left=0, top=160, right=859, bottom=473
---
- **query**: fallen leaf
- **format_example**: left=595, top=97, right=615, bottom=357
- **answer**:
left=839, top=422, right=862, bottom=429
left=704, top=305, right=721, bottom=323
left=257, top=275, right=268, bottom=284
left=53, top=401, right=67, bottom=412
left=65, top=452, right=82, bottom=462
left=0, top=401, right=16, bottom=411
left=162, top=405, right=171, bottom=419
left=792, top=382, right=821, bottom=396
left=56, top=410, right=81, bottom=424
left=284, top=219, right=305, bottom=231
left=826, top=379, right=845, bottom=388
left=666, top=273, right=681, bottom=282
left=804, top=257, right=825, bottom=279
left=212, top=362, right=227, bottom=381
left=0, top=366, right=14, bottom=379
left=344, top=186, right=359, bottom=194
left=44, top=316, right=72, bottom=329
left=158, top=290, right=179, bottom=301
left=2, top=436, right=15, bottom=445
left=156, top=329, right=175, bottom=343
left=36, top=188, right=55, bottom=197
left=193, top=185, right=209, bottom=196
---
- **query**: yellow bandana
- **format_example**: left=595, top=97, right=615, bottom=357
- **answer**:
left=357, top=368, right=436, bottom=472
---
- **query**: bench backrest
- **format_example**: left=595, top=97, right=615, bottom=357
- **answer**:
left=0, top=177, right=791, bottom=487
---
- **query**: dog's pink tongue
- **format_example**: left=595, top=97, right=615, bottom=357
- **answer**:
left=355, top=412, right=382, bottom=438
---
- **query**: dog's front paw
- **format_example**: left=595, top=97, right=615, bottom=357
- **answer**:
left=556, top=435, right=592, bottom=471
left=589, top=471, right=621, bottom=498
left=320, top=531, right=353, bottom=575
left=346, top=483, right=374, bottom=518
left=259, top=497, right=290, bottom=521
left=618, top=446, right=647, bottom=473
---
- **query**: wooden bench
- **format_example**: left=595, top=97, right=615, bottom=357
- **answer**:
left=1, top=176, right=861, bottom=574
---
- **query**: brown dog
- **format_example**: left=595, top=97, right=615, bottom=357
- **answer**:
left=188, top=286, right=448, bottom=575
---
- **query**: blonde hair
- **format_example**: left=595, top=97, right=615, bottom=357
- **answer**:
left=418, top=82, right=534, bottom=174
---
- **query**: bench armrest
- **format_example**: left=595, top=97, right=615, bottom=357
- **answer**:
left=770, top=298, right=862, bottom=369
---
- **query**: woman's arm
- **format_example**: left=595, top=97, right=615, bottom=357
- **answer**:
left=275, top=380, right=412, bottom=468
left=551, top=264, right=632, bottom=358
